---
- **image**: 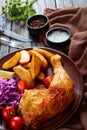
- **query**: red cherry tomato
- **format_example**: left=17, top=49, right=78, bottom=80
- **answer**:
left=17, top=80, right=28, bottom=93
left=2, top=106, right=16, bottom=121
left=43, top=76, right=53, bottom=88
left=10, top=116, right=23, bottom=130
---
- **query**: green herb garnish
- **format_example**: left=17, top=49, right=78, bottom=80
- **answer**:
left=2, top=0, right=37, bottom=22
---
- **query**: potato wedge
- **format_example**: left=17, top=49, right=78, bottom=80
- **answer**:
left=19, top=50, right=30, bottom=64
left=29, top=50, right=48, bottom=70
left=13, top=66, right=34, bottom=89
left=22, top=62, right=31, bottom=69
left=35, top=84, right=46, bottom=89
left=2, top=52, right=20, bottom=69
left=37, top=72, right=45, bottom=80
left=33, top=48, right=54, bottom=60
left=30, top=54, right=42, bottom=79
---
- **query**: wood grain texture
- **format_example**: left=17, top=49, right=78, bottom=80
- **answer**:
left=72, top=0, right=87, bottom=7
left=0, top=0, right=87, bottom=59
left=55, top=0, right=73, bottom=8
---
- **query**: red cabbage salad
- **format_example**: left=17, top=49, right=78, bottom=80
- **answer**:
left=0, top=78, right=22, bottom=124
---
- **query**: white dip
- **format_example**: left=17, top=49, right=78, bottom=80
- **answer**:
left=47, top=30, right=69, bottom=43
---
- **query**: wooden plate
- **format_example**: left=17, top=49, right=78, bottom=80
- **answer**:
left=0, top=47, right=84, bottom=130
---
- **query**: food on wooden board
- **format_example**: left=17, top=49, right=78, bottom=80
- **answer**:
left=2, top=52, right=20, bottom=69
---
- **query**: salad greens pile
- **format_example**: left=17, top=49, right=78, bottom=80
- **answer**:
left=2, top=0, right=37, bottom=22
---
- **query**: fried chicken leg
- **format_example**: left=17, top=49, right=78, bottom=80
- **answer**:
left=18, top=54, right=74, bottom=129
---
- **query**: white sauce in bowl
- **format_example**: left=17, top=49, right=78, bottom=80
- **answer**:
left=47, top=30, right=70, bottom=43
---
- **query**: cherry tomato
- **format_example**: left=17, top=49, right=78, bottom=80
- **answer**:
left=10, top=116, right=23, bottom=130
left=17, top=80, right=28, bottom=93
left=43, top=76, right=53, bottom=88
left=2, top=106, right=16, bottom=121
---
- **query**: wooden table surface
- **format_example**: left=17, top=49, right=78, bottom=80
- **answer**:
left=0, top=0, right=87, bottom=59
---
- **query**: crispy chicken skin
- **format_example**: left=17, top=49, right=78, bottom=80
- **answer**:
left=18, top=54, right=74, bottom=129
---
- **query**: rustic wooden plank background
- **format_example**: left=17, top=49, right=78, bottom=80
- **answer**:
left=0, top=0, right=87, bottom=59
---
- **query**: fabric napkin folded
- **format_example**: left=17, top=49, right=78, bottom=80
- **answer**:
left=40, top=7, right=87, bottom=130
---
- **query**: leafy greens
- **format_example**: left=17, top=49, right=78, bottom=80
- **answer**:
left=2, top=0, right=37, bottom=22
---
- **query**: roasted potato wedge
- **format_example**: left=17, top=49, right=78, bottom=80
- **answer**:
left=13, top=66, right=35, bottom=89
left=22, top=62, right=31, bottom=69
left=35, top=84, right=46, bottom=89
left=33, top=48, right=54, bottom=60
left=29, top=50, right=48, bottom=70
left=2, top=52, right=20, bottom=69
left=30, top=54, right=42, bottom=79
left=37, top=72, right=45, bottom=80
left=19, top=50, right=30, bottom=64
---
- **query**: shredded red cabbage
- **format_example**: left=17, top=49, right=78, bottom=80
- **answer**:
left=0, top=78, right=22, bottom=125
left=0, top=78, right=22, bottom=111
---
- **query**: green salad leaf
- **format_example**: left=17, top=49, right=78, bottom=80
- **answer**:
left=2, top=0, right=37, bottom=22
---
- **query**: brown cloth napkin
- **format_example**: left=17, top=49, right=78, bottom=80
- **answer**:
left=40, top=7, right=87, bottom=130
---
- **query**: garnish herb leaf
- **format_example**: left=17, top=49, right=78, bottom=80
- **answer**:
left=2, top=0, right=37, bottom=22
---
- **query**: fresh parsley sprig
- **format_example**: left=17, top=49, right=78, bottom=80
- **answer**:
left=2, top=0, right=37, bottom=22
